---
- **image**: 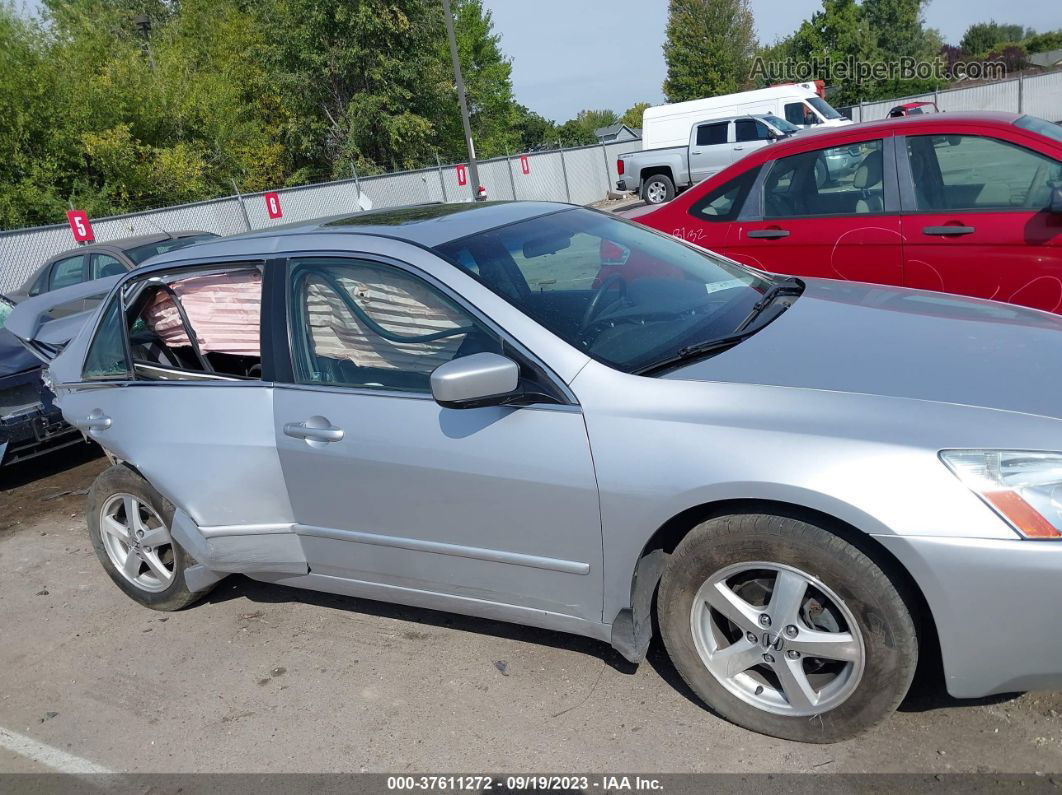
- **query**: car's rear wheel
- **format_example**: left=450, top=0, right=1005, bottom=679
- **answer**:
left=658, top=512, right=918, bottom=742
left=642, top=174, right=675, bottom=205
left=87, top=465, right=206, bottom=611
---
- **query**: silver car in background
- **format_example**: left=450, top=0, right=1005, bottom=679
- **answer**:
left=9, top=201, right=1062, bottom=743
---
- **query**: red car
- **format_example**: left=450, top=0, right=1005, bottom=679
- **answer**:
left=632, top=112, right=1062, bottom=313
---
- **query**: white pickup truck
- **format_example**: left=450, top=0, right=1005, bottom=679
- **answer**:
left=616, top=114, right=799, bottom=205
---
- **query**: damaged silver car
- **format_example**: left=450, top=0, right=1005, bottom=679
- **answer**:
left=9, top=201, right=1062, bottom=743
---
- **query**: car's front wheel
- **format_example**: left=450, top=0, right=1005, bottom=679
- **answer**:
left=658, top=512, right=919, bottom=742
left=87, top=465, right=206, bottom=611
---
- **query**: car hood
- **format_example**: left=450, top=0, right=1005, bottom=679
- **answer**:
left=0, top=328, right=40, bottom=377
left=663, top=279, right=1062, bottom=421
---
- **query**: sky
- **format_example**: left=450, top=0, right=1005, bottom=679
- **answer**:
left=483, top=0, right=1058, bottom=122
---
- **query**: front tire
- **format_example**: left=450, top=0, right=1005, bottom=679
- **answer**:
left=658, top=512, right=918, bottom=742
left=642, top=174, right=675, bottom=205
left=87, top=465, right=206, bottom=611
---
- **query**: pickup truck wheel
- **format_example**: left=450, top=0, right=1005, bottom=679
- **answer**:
left=642, top=174, right=675, bottom=205
left=658, top=512, right=918, bottom=742
left=87, top=465, right=206, bottom=611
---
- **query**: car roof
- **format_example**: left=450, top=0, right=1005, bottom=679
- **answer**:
left=49, top=231, right=212, bottom=258
left=144, top=201, right=576, bottom=267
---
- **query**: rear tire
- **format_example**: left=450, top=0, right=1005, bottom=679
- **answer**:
left=87, top=465, right=207, bottom=611
left=658, top=512, right=918, bottom=742
left=642, top=174, right=675, bottom=205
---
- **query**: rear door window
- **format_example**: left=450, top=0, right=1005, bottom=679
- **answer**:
left=50, top=255, right=86, bottom=290
left=764, top=139, right=885, bottom=218
left=83, top=296, right=132, bottom=380
left=696, top=122, right=729, bottom=147
left=121, top=266, right=264, bottom=381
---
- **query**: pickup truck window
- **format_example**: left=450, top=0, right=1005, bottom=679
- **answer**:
left=735, top=119, right=771, bottom=142
left=696, top=122, right=729, bottom=147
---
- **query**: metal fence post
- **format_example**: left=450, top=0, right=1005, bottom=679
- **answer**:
left=505, top=150, right=518, bottom=201
left=230, top=180, right=252, bottom=231
left=435, top=153, right=449, bottom=202
left=1018, top=72, right=1024, bottom=113
left=600, top=143, right=612, bottom=194
left=559, top=146, right=572, bottom=204
left=858, top=100, right=864, bottom=123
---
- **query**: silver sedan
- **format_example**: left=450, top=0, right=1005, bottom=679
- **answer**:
left=9, top=201, right=1062, bottom=743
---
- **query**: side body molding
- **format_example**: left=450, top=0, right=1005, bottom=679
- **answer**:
left=170, top=509, right=308, bottom=593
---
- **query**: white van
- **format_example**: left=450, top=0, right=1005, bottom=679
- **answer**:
left=642, top=83, right=851, bottom=150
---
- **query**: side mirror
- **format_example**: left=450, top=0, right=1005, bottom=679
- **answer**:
left=431, top=352, right=520, bottom=409
left=1051, top=185, right=1062, bottom=215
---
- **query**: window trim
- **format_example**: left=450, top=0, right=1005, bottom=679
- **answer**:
left=277, top=251, right=578, bottom=407
left=752, top=135, right=900, bottom=221
left=896, top=132, right=1061, bottom=215
left=81, top=292, right=133, bottom=382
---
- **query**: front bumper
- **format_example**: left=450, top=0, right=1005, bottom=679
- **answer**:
left=0, top=369, right=82, bottom=466
left=876, top=534, right=1062, bottom=698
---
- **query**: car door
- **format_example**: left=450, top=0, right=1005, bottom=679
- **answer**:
left=59, top=262, right=291, bottom=529
left=724, top=136, right=904, bottom=286
left=900, top=132, right=1062, bottom=312
left=689, top=120, right=733, bottom=183
left=272, top=255, right=604, bottom=623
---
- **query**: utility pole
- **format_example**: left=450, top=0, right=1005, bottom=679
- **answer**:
left=442, top=0, right=484, bottom=201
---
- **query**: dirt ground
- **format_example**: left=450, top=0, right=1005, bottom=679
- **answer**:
left=1, top=446, right=1061, bottom=775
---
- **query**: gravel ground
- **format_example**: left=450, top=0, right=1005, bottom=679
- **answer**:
left=1, top=448, right=1061, bottom=775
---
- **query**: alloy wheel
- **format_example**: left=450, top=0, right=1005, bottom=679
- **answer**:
left=689, top=561, right=865, bottom=716
left=99, top=493, right=176, bottom=593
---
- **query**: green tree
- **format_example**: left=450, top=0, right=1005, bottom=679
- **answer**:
left=786, top=0, right=872, bottom=104
left=960, top=21, right=1030, bottom=55
left=662, top=0, right=758, bottom=102
left=436, top=0, right=521, bottom=161
left=620, top=102, right=650, bottom=129
left=1023, top=31, right=1062, bottom=54
left=511, top=104, right=556, bottom=151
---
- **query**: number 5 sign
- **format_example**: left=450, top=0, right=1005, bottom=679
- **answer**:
left=66, top=210, right=95, bottom=243
left=264, top=192, right=283, bottom=219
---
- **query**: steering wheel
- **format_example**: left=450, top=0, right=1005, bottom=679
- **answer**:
left=578, top=274, right=628, bottom=336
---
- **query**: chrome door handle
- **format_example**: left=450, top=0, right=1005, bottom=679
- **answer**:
left=76, top=412, right=111, bottom=431
left=690, top=150, right=701, bottom=155
left=747, top=228, right=790, bottom=239
left=283, top=421, right=344, bottom=443
left=734, top=146, right=744, bottom=150
left=923, top=225, right=975, bottom=236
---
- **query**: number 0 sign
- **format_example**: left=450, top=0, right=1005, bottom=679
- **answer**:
left=456, top=164, right=467, bottom=187
left=264, top=192, right=283, bottom=219
left=66, top=210, right=94, bottom=243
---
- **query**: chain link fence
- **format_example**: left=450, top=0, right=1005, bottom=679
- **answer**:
left=841, top=69, right=1062, bottom=122
left=0, top=141, right=646, bottom=294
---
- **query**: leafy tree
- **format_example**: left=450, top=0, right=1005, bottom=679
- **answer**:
left=662, top=0, right=757, bottom=102
left=787, top=0, right=873, bottom=105
left=511, top=104, right=556, bottom=151
left=554, top=119, right=596, bottom=147
left=862, top=0, right=935, bottom=62
left=436, top=0, right=520, bottom=161
left=620, top=102, right=651, bottom=129
left=960, top=21, right=1030, bottom=56
left=1021, top=31, right=1062, bottom=55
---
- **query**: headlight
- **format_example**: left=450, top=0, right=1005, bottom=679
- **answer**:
left=940, top=450, right=1062, bottom=540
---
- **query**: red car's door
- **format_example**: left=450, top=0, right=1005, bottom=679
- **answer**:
left=900, top=132, right=1062, bottom=312
left=723, top=136, right=904, bottom=286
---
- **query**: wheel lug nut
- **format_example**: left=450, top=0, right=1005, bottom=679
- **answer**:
left=785, top=625, right=798, bottom=638
left=787, top=650, right=800, bottom=660
left=144, top=546, right=152, bottom=553
left=136, top=530, right=144, bottom=538
left=758, top=614, right=771, bottom=627
left=746, top=632, right=757, bottom=643
left=762, top=653, right=775, bottom=664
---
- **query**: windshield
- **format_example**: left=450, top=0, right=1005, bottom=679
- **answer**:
left=125, top=233, right=218, bottom=265
left=0, top=295, right=11, bottom=330
left=1015, top=114, right=1062, bottom=144
left=435, top=208, right=779, bottom=374
left=808, top=97, right=843, bottom=121
left=763, top=115, right=799, bottom=134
